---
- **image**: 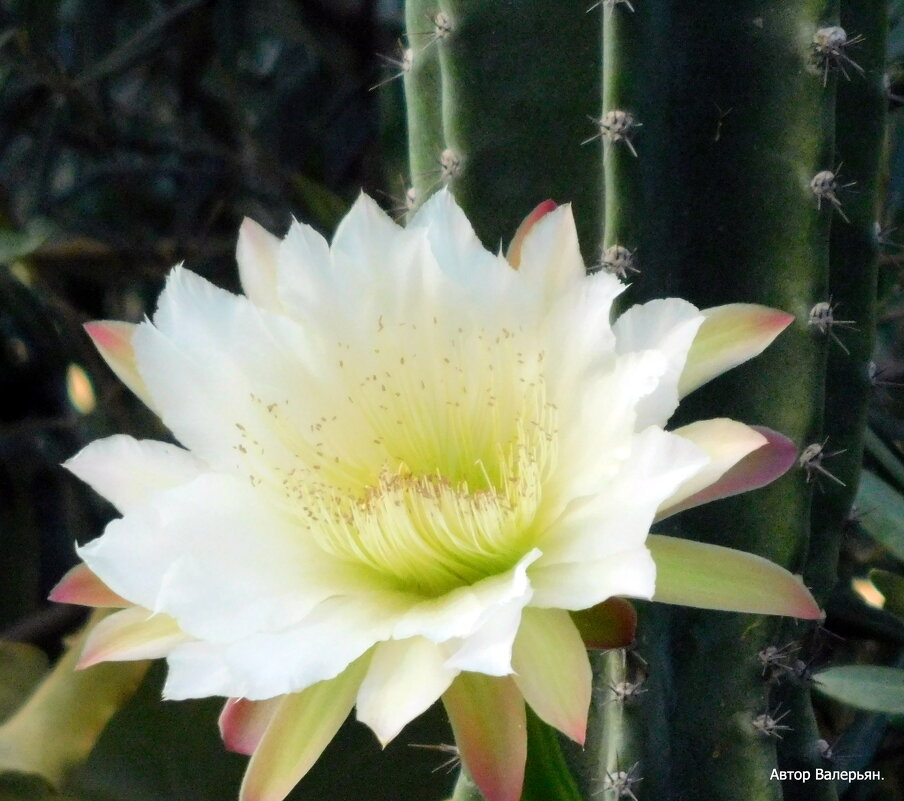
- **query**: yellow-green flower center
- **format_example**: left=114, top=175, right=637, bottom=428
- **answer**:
left=241, top=321, right=559, bottom=596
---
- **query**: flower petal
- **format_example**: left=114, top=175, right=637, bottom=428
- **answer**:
left=678, top=303, right=794, bottom=397
left=513, top=204, right=588, bottom=298
left=49, top=563, right=128, bottom=608
left=511, top=608, right=590, bottom=744
left=529, top=546, right=656, bottom=609
left=539, top=426, right=709, bottom=566
left=162, top=593, right=408, bottom=700
left=442, top=674, right=526, bottom=801
left=84, top=321, right=155, bottom=409
left=64, top=434, right=205, bottom=514
left=356, top=637, right=457, bottom=746
left=658, top=425, right=796, bottom=519
left=239, top=657, right=369, bottom=801
left=238, top=218, right=283, bottom=312
left=506, top=200, right=558, bottom=268
left=570, top=598, right=637, bottom=649
left=78, top=606, right=190, bottom=668
left=219, top=697, right=282, bottom=756
left=408, top=189, right=509, bottom=287
left=393, top=550, right=539, bottom=648
left=648, top=534, right=821, bottom=618
left=656, top=419, right=766, bottom=519
left=613, top=298, right=706, bottom=427
left=78, top=474, right=380, bottom=643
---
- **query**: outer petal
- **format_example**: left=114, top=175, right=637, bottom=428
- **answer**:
left=442, top=674, right=526, bottom=801
left=49, top=563, right=128, bottom=608
left=506, top=200, right=558, bottom=268
left=356, top=637, right=457, bottom=746
left=656, top=419, right=767, bottom=519
left=613, top=298, right=705, bottom=428
left=239, top=657, right=369, bottom=801
left=219, top=697, right=282, bottom=756
left=84, top=321, right=155, bottom=409
left=511, top=609, right=590, bottom=744
left=570, top=598, right=637, bottom=650
left=514, top=204, right=587, bottom=297
left=78, top=607, right=190, bottom=668
left=678, top=303, right=794, bottom=397
left=64, top=435, right=205, bottom=514
left=237, top=218, right=283, bottom=312
left=648, top=534, right=821, bottom=618
left=658, top=426, right=797, bottom=519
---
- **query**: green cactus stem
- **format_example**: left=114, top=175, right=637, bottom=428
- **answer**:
left=404, top=0, right=602, bottom=261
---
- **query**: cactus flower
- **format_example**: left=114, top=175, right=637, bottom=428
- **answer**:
left=52, top=191, right=819, bottom=801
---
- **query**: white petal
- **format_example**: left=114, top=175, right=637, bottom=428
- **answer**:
left=539, top=426, right=709, bottom=566
left=78, top=474, right=380, bottom=643
left=613, top=298, right=705, bottom=428
left=64, top=435, right=205, bottom=514
left=163, top=593, right=407, bottom=700
left=515, top=204, right=588, bottom=297
left=134, top=267, right=382, bottom=479
left=407, top=189, right=515, bottom=294
left=528, top=546, right=656, bottom=609
left=237, top=218, right=283, bottom=312
left=512, top=609, right=591, bottom=743
left=393, top=549, right=540, bottom=644
left=443, top=585, right=530, bottom=676
left=356, top=637, right=457, bottom=745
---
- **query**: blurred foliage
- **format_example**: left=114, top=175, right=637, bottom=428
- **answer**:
left=0, top=0, right=451, bottom=799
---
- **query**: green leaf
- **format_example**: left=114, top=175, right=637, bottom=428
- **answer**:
left=813, top=666, right=904, bottom=714
left=0, top=226, right=48, bottom=266
left=0, top=772, right=81, bottom=801
left=856, top=470, right=904, bottom=562
left=647, top=534, right=820, bottom=618
left=68, top=661, right=454, bottom=801
left=863, top=429, right=904, bottom=492
left=868, top=569, right=904, bottom=619
left=0, top=645, right=48, bottom=723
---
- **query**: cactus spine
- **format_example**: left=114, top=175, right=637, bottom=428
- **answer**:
left=402, top=1, right=887, bottom=799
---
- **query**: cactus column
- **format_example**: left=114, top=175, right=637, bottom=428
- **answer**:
left=402, top=1, right=886, bottom=799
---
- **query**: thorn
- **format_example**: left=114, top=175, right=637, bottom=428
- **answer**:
left=798, top=439, right=846, bottom=489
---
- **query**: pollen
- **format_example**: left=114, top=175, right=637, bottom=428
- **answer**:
left=239, top=320, right=558, bottom=596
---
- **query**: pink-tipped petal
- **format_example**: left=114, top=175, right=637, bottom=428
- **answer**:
left=239, top=657, right=369, bottom=801
left=442, top=674, right=526, bottom=801
left=505, top=200, right=558, bottom=268
left=48, top=563, right=129, bottom=608
left=77, top=606, right=191, bottom=668
left=511, top=609, right=590, bottom=744
left=679, top=304, right=794, bottom=397
left=219, top=697, right=282, bottom=756
left=84, top=321, right=155, bottom=408
left=658, top=425, right=796, bottom=519
left=569, top=597, right=638, bottom=650
left=237, top=218, right=282, bottom=312
left=648, top=534, right=822, bottom=619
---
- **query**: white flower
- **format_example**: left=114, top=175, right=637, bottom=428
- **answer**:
left=52, top=191, right=818, bottom=801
